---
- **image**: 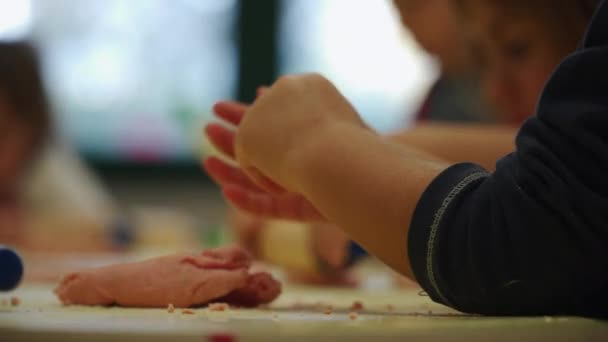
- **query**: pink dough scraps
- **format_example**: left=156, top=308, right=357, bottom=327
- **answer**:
left=54, top=246, right=281, bottom=308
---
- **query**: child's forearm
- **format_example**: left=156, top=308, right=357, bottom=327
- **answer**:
left=387, top=123, right=517, bottom=171
left=287, top=123, right=450, bottom=278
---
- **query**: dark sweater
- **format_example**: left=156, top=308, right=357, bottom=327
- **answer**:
left=408, top=1, right=608, bottom=317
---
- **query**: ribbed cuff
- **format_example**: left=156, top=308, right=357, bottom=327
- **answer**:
left=408, top=163, right=489, bottom=306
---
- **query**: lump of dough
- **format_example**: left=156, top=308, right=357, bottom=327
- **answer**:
left=54, top=246, right=281, bottom=308
left=219, top=272, right=282, bottom=307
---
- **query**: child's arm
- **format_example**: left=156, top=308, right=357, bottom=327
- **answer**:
left=387, top=123, right=517, bottom=171
left=286, top=121, right=449, bottom=277
left=292, top=25, right=608, bottom=314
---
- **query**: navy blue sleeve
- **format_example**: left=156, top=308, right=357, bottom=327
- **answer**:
left=408, top=1, right=608, bottom=317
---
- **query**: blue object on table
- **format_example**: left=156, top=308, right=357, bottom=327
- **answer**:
left=345, top=241, right=368, bottom=267
left=0, top=246, right=23, bottom=291
left=107, top=217, right=136, bottom=249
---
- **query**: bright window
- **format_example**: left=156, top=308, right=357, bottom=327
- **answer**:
left=30, top=0, right=238, bottom=162
left=280, top=0, right=438, bottom=132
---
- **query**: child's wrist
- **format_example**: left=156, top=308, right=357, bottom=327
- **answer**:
left=283, top=121, right=366, bottom=193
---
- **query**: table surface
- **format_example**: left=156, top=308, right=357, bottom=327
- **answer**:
left=1, top=283, right=608, bottom=342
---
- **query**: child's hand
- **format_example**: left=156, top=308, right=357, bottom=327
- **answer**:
left=205, top=102, right=324, bottom=221
left=227, top=208, right=357, bottom=286
left=204, top=73, right=367, bottom=221
left=228, top=209, right=263, bottom=257
left=234, top=73, right=368, bottom=192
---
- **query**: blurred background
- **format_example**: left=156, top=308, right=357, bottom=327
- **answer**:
left=0, top=0, right=437, bottom=254
left=18, top=0, right=436, bottom=162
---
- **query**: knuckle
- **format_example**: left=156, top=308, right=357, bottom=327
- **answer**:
left=305, top=72, right=329, bottom=86
left=307, top=72, right=326, bottom=82
left=234, top=129, right=251, bottom=156
left=275, top=73, right=330, bottom=89
left=275, top=75, right=297, bottom=87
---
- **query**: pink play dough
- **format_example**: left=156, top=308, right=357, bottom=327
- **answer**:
left=54, top=246, right=281, bottom=308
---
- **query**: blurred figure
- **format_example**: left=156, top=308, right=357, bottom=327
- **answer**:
left=0, top=41, right=119, bottom=252
left=390, top=0, right=599, bottom=168
left=455, top=0, right=599, bottom=123
left=393, top=0, right=492, bottom=123
left=0, top=41, right=51, bottom=243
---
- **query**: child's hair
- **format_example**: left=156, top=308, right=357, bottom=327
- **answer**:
left=0, top=41, right=51, bottom=149
left=454, top=0, right=601, bottom=53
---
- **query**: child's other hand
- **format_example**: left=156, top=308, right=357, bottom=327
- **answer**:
left=228, top=208, right=263, bottom=257
left=228, top=208, right=356, bottom=286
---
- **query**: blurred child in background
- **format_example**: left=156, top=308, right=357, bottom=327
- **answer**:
left=0, top=41, right=51, bottom=243
left=393, top=0, right=491, bottom=123
left=455, top=0, right=598, bottom=123
left=0, top=41, right=118, bottom=253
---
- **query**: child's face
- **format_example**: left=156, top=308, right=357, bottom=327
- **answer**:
left=462, top=2, right=568, bottom=123
left=0, top=97, right=34, bottom=196
left=393, top=0, right=469, bottom=74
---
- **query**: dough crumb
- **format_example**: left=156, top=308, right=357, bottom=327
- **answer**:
left=349, top=312, right=358, bottom=320
left=209, top=302, right=230, bottom=312
left=167, top=303, right=175, bottom=313
left=209, top=333, right=236, bottom=342
left=350, top=301, right=364, bottom=311
left=181, top=309, right=195, bottom=315
left=324, top=306, right=333, bottom=315
left=386, top=304, right=394, bottom=311
left=10, top=296, right=20, bottom=307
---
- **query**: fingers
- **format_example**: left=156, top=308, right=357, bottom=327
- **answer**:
left=222, top=184, right=325, bottom=222
left=212, top=85, right=266, bottom=126
left=205, top=123, right=236, bottom=158
left=242, top=167, right=286, bottom=194
left=212, top=101, right=248, bottom=125
left=203, top=150, right=285, bottom=195
left=256, top=86, right=269, bottom=98
left=203, top=157, right=263, bottom=192
left=222, top=184, right=274, bottom=217
left=284, top=195, right=325, bottom=221
left=213, top=86, right=268, bottom=126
